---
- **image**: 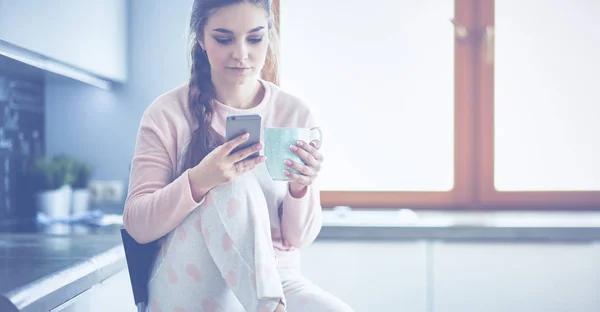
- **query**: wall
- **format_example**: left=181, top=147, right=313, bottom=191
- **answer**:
left=44, top=0, right=194, bottom=204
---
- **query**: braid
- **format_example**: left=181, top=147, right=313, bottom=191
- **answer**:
left=181, top=42, right=223, bottom=173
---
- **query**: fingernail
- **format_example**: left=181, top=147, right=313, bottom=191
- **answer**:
left=284, top=170, right=290, bottom=176
left=290, top=145, right=298, bottom=151
left=256, top=143, right=263, bottom=150
left=296, top=141, right=304, bottom=146
left=260, top=156, right=266, bottom=161
left=243, top=133, right=249, bottom=139
left=284, top=159, right=292, bottom=165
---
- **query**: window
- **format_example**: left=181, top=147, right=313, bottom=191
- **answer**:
left=478, top=0, right=600, bottom=208
left=268, top=0, right=600, bottom=210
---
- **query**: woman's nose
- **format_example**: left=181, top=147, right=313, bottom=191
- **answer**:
left=232, top=42, right=249, bottom=62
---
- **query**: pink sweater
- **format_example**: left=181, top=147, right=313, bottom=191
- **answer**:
left=123, top=79, right=322, bottom=269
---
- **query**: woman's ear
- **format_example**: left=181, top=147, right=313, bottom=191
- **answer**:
left=198, top=39, right=206, bottom=52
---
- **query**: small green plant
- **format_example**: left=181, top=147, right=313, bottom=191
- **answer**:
left=28, top=155, right=75, bottom=191
left=71, top=160, right=93, bottom=189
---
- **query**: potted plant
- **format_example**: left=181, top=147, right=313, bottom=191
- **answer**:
left=28, top=156, right=75, bottom=219
left=71, top=160, right=93, bottom=217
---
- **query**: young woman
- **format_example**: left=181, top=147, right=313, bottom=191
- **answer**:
left=123, top=1, right=355, bottom=311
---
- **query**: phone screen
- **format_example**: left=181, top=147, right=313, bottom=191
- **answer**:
left=225, top=114, right=262, bottom=159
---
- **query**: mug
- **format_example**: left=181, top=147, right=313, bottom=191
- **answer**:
left=263, top=127, right=323, bottom=181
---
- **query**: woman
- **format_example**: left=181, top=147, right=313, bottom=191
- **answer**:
left=123, top=0, right=355, bottom=311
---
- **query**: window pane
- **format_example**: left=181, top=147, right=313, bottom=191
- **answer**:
left=279, top=0, right=455, bottom=191
left=494, top=0, right=600, bottom=191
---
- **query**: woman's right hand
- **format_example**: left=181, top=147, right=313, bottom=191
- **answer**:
left=189, top=133, right=265, bottom=199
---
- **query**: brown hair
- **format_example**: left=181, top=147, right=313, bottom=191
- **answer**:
left=181, top=0, right=278, bottom=172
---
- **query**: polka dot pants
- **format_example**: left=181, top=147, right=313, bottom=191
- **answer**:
left=146, top=173, right=354, bottom=312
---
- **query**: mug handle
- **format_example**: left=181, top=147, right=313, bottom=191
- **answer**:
left=309, top=127, right=323, bottom=149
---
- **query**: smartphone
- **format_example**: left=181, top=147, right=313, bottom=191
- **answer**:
left=225, top=114, right=262, bottom=159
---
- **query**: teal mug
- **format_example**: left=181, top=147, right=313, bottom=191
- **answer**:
left=263, top=127, right=323, bottom=181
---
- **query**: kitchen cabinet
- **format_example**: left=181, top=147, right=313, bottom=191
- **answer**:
left=0, top=0, right=127, bottom=82
left=431, top=241, right=600, bottom=312
left=89, top=268, right=136, bottom=312
left=49, top=269, right=135, bottom=312
left=300, top=240, right=428, bottom=312
left=49, top=290, right=91, bottom=312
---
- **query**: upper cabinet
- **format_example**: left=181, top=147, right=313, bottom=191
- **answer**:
left=0, top=0, right=127, bottom=83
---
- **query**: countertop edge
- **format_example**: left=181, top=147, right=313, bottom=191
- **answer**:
left=317, top=225, right=600, bottom=242
left=3, top=244, right=126, bottom=312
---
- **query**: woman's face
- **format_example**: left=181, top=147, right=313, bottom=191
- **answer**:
left=200, top=3, right=270, bottom=86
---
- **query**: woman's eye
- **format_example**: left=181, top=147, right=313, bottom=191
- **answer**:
left=214, top=37, right=233, bottom=45
left=248, top=36, right=264, bottom=44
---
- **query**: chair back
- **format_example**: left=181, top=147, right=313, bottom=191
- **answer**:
left=120, top=228, right=159, bottom=311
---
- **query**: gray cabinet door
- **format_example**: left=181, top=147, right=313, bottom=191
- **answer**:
left=89, top=269, right=136, bottom=312
left=50, top=290, right=91, bottom=312
left=431, top=241, right=600, bottom=312
left=300, top=240, right=428, bottom=312
left=0, top=0, right=127, bottom=82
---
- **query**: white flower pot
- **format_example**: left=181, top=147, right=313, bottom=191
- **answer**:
left=72, top=188, right=90, bottom=217
left=36, top=185, right=73, bottom=219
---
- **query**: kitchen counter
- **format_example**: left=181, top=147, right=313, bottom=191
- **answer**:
left=2, top=209, right=600, bottom=311
left=318, top=208, right=600, bottom=241
left=0, top=223, right=125, bottom=312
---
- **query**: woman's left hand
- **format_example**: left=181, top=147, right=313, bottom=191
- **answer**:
left=284, top=140, right=323, bottom=197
